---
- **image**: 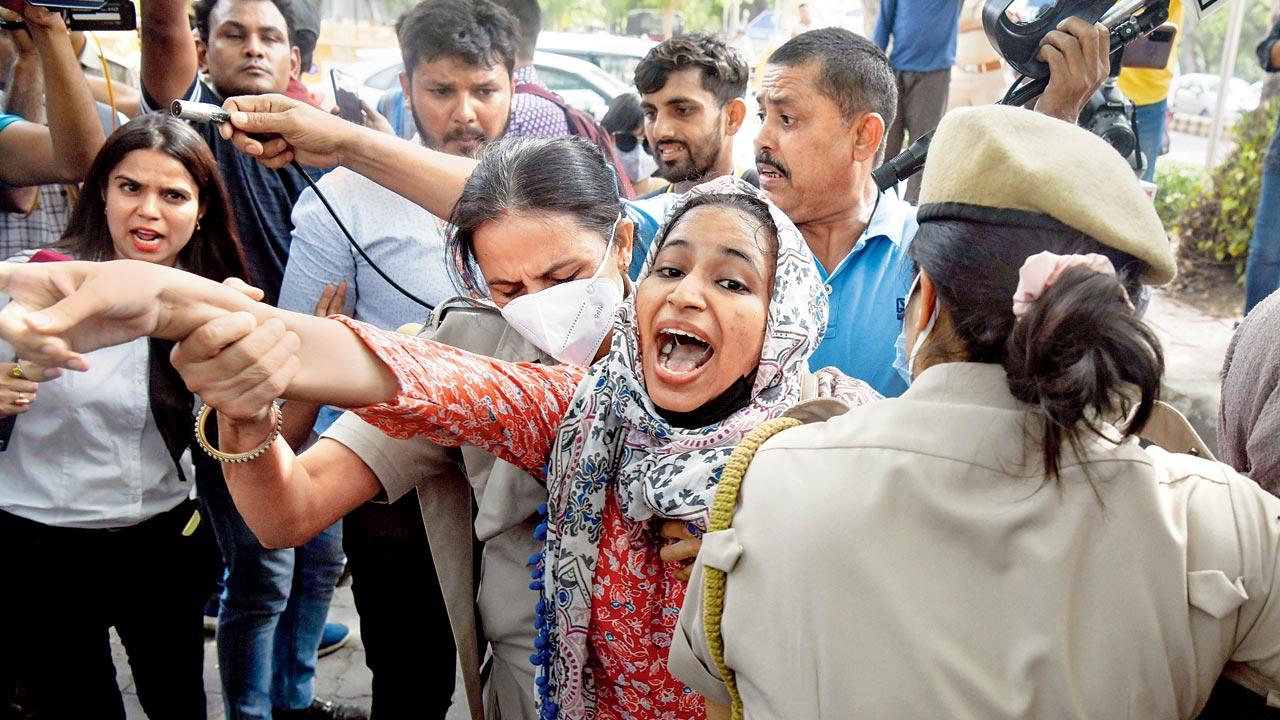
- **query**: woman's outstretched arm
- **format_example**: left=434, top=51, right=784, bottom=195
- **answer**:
left=0, top=260, right=400, bottom=407
left=172, top=310, right=584, bottom=546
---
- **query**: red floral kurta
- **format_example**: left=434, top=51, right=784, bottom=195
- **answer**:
left=338, top=317, right=706, bottom=720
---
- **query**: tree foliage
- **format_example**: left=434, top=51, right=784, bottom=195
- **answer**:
left=1179, top=0, right=1273, bottom=83
left=542, top=0, right=725, bottom=33
left=1177, top=96, right=1280, bottom=276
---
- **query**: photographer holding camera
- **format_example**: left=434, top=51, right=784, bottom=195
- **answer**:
left=0, top=0, right=104, bottom=188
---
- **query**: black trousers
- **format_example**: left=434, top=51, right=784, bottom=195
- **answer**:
left=1, top=499, right=220, bottom=720
left=343, top=492, right=455, bottom=720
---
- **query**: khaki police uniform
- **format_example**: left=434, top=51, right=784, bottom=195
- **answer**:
left=671, top=362, right=1280, bottom=718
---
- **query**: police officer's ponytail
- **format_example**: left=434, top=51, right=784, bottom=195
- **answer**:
left=910, top=218, right=1163, bottom=482
left=1002, top=263, right=1163, bottom=480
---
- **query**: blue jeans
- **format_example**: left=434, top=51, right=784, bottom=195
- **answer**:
left=199, top=466, right=346, bottom=719
left=1133, top=99, right=1166, bottom=183
left=1246, top=141, right=1280, bottom=313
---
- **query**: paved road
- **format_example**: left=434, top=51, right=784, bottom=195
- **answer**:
left=115, top=584, right=373, bottom=719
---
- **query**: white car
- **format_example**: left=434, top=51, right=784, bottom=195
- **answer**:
left=341, top=49, right=631, bottom=122
left=535, top=31, right=656, bottom=86
left=1168, top=73, right=1259, bottom=120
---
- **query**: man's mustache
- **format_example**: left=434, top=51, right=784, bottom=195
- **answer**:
left=755, top=150, right=788, bottom=178
left=444, top=126, right=486, bottom=143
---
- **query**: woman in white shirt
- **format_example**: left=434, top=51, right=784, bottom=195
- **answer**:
left=0, top=113, right=246, bottom=719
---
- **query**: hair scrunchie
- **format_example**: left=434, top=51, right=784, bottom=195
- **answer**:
left=1012, top=251, right=1123, bottom=320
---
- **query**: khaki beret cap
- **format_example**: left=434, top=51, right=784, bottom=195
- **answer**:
left=916, top=105, right=1176, bottom=285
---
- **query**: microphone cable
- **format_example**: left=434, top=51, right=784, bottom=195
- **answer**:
left=289, top=159, right=437, bottom=311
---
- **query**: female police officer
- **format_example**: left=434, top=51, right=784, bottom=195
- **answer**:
left=671, top=105, right=1280, bottom=719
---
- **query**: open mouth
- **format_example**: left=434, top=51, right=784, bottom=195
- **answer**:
left=656, top=328, right=714, bottom=374
left=130, top=229, right=164, bottom=252
left=757, top=164, right=785, bottom=181
left=657, top=142, right=688, bottom=162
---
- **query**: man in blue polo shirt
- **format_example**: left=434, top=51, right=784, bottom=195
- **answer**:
left=757, top=25, right=1108, bottom=397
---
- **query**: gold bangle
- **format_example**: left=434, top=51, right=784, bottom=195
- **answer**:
left=193, top=402, right=283, bottom=463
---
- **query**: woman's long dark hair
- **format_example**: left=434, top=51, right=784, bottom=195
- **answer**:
left=910, top=218, right=1163, bottom=482
left=56, top=113, right=247, bottom=282
left=56, top=114, right=249, bottom=478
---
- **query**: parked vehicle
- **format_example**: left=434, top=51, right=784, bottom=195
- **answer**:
left=746, top=10, right=778, bottom=47
left=1168, top=73, right=1259, bottom=120
left=536, top=31, right=656, bottom=87
left=344, top=49, right=630, bottom=122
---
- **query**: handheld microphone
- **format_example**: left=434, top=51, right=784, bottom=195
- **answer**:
left=171, top=100, right=232, bottom=125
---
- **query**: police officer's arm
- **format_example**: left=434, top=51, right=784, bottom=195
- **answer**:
left=140, top=0, right=200, bottom=110
left=234, top=435, right=382, bottom=549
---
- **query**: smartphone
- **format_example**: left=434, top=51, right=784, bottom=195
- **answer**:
left=1122, top=24, right=1177, bottom=70
left=331, top=69, right=364, bottom=125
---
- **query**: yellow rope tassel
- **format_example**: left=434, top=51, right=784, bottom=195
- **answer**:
left=89, top=32, right=118, bottom=129
left=703, top=416, right=801, bottom=720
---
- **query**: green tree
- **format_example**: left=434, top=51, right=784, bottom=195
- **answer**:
left=1180, top=0, right=1273, bottom=83
left=541, top=0, right=607, bottom=30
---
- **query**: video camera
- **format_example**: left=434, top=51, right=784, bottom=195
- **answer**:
left=872, top=0, right=1198, bottom=192
left=0, top=0, right=136, bottom=32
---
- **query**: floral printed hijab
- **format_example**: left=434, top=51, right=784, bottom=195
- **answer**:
left=534, top=175, right=879, bottom=718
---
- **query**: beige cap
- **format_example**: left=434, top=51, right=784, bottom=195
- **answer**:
left=916, top=105, right=1176, bottom=285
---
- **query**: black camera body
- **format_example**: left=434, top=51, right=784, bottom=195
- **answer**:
left=982, top=0, right=1117, bottom=79
left=871, top=0, right=1173, bottom=191
left=1079, top=79, right=1143, bottom=172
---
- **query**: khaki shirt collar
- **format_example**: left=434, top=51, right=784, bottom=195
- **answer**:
left=901, top=361, right=1025, bottom=411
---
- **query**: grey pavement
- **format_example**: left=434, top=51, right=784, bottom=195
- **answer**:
left=114, top=584, right=373, bottom=719
left=1144, top=288, right=1239, bottom=455
left=1165, top=129, right=1222, bottom=169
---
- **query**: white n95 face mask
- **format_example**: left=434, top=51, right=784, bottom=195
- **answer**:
left=499, top=217, right=624, bottom=366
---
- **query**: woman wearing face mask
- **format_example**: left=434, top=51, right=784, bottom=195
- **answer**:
left=0, top=156, right=878, bottom=720
left=277, top=136, right=641, bottom=720
left=0, top=113, right=244, bottom=718
left=602, top=93, right=667, bottom=197
left=669, top=106, right=1280, bottom=719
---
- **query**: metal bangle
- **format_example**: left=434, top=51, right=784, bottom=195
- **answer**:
left=194, top=402, right=283, bottom=463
